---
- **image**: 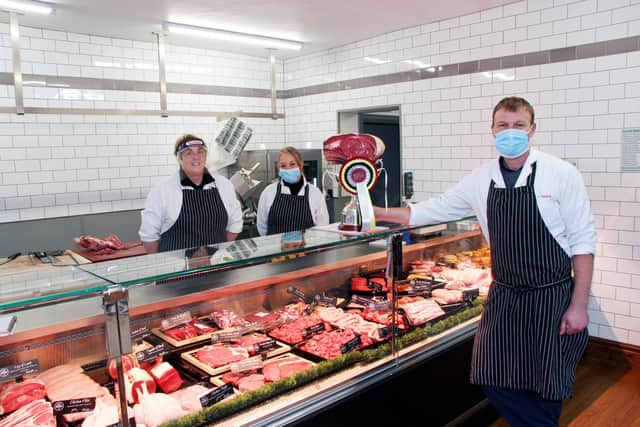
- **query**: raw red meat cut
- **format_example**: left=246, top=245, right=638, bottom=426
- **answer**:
left=194, top=345, right=249, bottom=368
left=211, top=309, right=246, bottom=329
left=323, top=133, right=385, bottom=164
left=164, top=322, right=199, bottom=341
left=300, top=330, right=373, bottom=360
left=149, top=362, right=183, bottom=393
left=74, top=234, right=125, bottom=251
left=0, top=379, right=46, bottom=415
left=236, top=333, right=275, bottom=355
left=237, top=374, right=265, bottom=392
left=221, top=371, right=251, bottom=388
left=431, top=289, right=464, bottom=304
left=360, top=308, right=408, bottom=330
left=268, top=316, right=328, bottom=345
left=398, top=297, right=446, bottom=325
left=0, top=399, right=55, bottom=427
left=262, top=356, right=313, bottom=382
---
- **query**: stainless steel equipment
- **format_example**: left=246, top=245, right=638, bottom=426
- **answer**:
left=227, top=149, right=325, bottom=238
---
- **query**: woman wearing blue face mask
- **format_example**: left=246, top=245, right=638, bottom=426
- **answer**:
left=375, top=97, right=597, bottom=427
left=257, top=146, right=329, bottom=236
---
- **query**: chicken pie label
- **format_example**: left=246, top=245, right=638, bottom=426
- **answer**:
left=199, top=383, right=234, bottom=408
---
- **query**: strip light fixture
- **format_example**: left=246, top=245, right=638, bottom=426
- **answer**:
left=166, top=22, right=303, bottom=51
left=0, top=0, right=53, bottom=14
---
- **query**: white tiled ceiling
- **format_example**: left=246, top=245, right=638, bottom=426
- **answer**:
left=4, top=0, right=518, bottom=57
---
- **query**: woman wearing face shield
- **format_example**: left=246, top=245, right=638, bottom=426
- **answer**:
left=139, top=134, right=243, bottom=253
left=256, top=147, right=329, bottom=236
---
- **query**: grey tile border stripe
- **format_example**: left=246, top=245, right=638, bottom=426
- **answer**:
left=281, top=35, right=640, bottom=98
left=1, top=36, right=638, bottom=101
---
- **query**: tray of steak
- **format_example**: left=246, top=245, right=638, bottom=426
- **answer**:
left=267, top=315, right=331, bottom=345
left=431, top=289, right=463, bottom=305
left=211, top=353, right=315, bottom=392
left=314, top=306, right=386, bottom=342
left=360, top=307, right=409, bottom=331
left=181, top=337, right=291, bottom=376
left=298, top=329, right=375, bottom=360
left=242, top=311, right=283, bottom=330
left=397, top=296, right=446, bottom=326
left=152, top=317, right=219, bottom=348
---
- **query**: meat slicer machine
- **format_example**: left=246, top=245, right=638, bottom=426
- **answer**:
left=322, top=133, right=386, bottom=233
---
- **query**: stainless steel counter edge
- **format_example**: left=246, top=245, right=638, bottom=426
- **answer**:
left=223, top=317, right=480, bottom=427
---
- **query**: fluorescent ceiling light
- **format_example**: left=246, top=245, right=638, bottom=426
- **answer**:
left=0, top=0, right=53, bottom=14
left=364, top=57, right=391, bottom=65
left=166, top=23, right=303, bottom=51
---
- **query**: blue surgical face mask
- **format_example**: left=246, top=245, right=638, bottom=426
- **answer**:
left=279, top=167, right=301, bottom=184
left=495, top=129, right=530, bottom=159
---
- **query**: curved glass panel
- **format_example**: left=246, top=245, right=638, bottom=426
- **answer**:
left=0, top=217, right=479, bottom=310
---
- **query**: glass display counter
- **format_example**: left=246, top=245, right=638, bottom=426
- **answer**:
left=0, top=219, right=488, bottom=426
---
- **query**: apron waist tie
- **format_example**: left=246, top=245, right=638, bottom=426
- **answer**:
left=494, top=277, right=571, bottom=293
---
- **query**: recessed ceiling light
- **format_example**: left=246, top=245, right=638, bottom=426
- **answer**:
left=166, top=22, right=303, bottom=51
left=0, top=0, right=54, bottom=14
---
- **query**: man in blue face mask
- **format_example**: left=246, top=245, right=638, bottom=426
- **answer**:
left=375, top=97, right=596, bottom=427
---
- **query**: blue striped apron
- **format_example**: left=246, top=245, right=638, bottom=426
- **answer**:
left=266, top=182, right=315, bottom=235
left=158, top=179, right=228, bottom=252
left=470, top=162, right=588, bottom=400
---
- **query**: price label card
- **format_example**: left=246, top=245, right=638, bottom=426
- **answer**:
left=161, top=312, right=192, bottom=331
left=211, top=330, right=242, bottom=344
left=378, top=325, right=398, bottom=340
left=0, top=359, right=39, bottom=382
left=230, top=356, right=263, bottom=373
left=315, top=294, right=338, bottom=307
left=199, top=383, right=234, bottom=408
left=462, top=288, right=479, bottom=302
left=350, top=295, right=375, bottom=306
left=130, top=326, right=150, bottom=341
left=287, top=286, right=308, bottom=303
left=303, top=300, right=319, bottom=316
left=340, top=335, right=362, bottom=354
left=368, top=300, right=390, bottom=311
left=301, top=323, right=325, bottom=339
left=253, top=339, right=277, bottom=354
left=136, top=343, right=169, bottom=363
left=52, top=397, right=96, bottom=415
left=236, top=322, right=261, bottom=335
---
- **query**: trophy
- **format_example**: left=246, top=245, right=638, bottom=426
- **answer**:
left=322, top=133, right=386, bottom=232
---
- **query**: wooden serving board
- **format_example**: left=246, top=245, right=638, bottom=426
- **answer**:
left=152, top=326, right=219, bottom=348
left=210, top=353, right=315, bottom=388
left=72, top=240, right=146, bottom=262
left=181, top=341, right=292, bottom=377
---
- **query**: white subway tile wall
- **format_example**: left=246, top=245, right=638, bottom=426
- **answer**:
left=0, top=24, right=286, bottom=222
left=282, top=0, right=640, bottom=345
